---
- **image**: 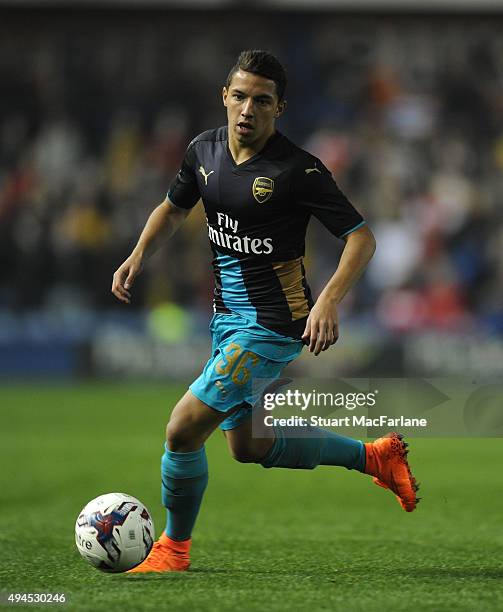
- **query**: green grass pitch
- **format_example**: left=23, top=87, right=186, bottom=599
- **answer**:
left=1, top=383, right=502, bottom=611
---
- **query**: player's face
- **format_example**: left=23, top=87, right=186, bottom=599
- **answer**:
left=222, top=70, right=286, bottom=147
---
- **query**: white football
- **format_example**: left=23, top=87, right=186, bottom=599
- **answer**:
left=75, top=492, right=154, bottom=573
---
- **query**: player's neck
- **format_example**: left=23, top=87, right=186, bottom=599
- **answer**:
left=228, top=128, right=276, bottom=165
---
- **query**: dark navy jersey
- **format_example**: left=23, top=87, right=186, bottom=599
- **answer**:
left=168, top=126, right=365, bottom=339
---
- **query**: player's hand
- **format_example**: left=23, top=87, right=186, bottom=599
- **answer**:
left=111, top=252, right=143, bottom=304
left=301, top=297, right=339, bottom=356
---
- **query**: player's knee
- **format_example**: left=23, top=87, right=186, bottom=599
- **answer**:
left=230, top=446, right=254, bottom=463
left=166, top=420, right=192, bottom=452
left=228, top=441, right=268, bottom=464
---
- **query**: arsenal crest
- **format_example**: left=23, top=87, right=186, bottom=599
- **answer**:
left=252, top=177, right=274, bottom=203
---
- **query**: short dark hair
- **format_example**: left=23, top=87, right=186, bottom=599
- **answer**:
left=226, top=50, right=287, bottom=101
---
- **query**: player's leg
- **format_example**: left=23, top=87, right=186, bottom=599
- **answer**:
left=223, top=410, right=273, bottom=463
left=224, top=378, right=418, bottom=512
left=162, top=390, right=239, bottom=542
left=129, top=390, right=231, bottom=574
left=224, top=398, right=365, bottom=471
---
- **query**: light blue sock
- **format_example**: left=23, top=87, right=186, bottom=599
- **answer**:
left=161, top=444, right=208, bottom=541
left=260, top=426, right=365, bottom=472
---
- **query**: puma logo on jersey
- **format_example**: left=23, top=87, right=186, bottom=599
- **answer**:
left=199, top=166, right=214, bottom=185
left=305, top=165, right=321, bottom=175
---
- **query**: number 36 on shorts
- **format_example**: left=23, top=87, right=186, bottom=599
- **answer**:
left=215, top=342, right=260, bottom=386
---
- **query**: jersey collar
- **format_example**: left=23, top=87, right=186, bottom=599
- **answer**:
left=225, top=128, right=282, bottom=169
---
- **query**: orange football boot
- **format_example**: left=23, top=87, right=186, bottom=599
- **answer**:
left=364, top=432, right=420, bottom=512
left=127, top=532, right=191, bottom=573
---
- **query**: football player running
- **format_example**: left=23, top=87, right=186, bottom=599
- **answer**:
left=112, top=50, right=418, bottom=573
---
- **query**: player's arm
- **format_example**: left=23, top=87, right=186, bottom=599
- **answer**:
left=111, top=198, right=190, bottom=304
left=112, top=137, right=201, bottom=304
left=302, top=224, right=376, bottom=355
left=296, top=157, right=376, bottom=355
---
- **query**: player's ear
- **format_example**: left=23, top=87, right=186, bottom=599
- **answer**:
left=276, top=99, right=287, bottom=117
left=222, top=87, right=228, bottom=107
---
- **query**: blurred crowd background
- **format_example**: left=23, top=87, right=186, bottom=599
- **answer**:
left=1, top=7, right=503, bottom=378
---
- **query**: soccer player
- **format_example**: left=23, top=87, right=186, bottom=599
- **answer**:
left=112, top=50, right=419, bottom=573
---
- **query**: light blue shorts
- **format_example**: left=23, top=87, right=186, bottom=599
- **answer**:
left=190, top=313, right=303, bottom=430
